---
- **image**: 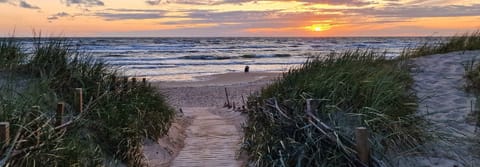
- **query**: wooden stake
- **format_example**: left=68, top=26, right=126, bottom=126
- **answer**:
left=142, top=78, right=147, bottom=86
left=224, top=87, right=231, bottom=108
left=56, top=102, right=65, bottom=126
left=132, top=77, right=137, bottom=86
left=74, top=88, right=83, bottom=113
left=0, top=122, right=10, bottom=145
left=355, top=127, right=370, bottom=166
left=110, top=76, right=116, bottom=91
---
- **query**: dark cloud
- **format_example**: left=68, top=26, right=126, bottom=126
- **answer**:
left=55, top=12, right=70, bottom=17
left=144, top=0, right=371, bottom=6
left=348, top=4, right=480, bottom=18
left=159, top=9, right=340, bottom=32
left=283, top=0, right=373, bottom=6
left=95, top=12, right=167, bottom=21
left=47, top=16, right=59, bottom=20
left=93, top=8, right=169, bottom=20
left=48, top=12, right=70, bottom=20
left=145, top=0, right=160, bottom=5
left=105, top=8, right=167, bottom=13
left=19, top=1, right=40, bottom=9
left=146, top=0, right=223, bottom=5
left=64, top=0, right=104, bottom=7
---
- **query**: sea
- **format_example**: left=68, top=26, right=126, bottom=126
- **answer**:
left=19, top=37, right=444, bottom=81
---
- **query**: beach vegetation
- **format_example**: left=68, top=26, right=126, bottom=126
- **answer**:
left=0, top=37, right=175, bottom=166
left=0, top=38, right=25, bottom=69
left=401, top=31, right=480, bottom=58
left=242, top=50, right=425, bottom=166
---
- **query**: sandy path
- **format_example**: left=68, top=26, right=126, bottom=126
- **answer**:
left=144, top=72, right=277, bottom=167
left=170, top=107, right=245, bottom=167
left=407, top=50, right=480, bottom=166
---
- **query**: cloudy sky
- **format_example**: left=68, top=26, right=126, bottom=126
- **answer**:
left=1, top=0, right=479, bottom=37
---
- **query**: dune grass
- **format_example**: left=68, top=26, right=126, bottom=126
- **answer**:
left=464, top=59, right=480, bottom=123
left=242, top=50, right=425, bottom=166
left=0, top=38, right=175, bottom=166
left=401, top=31, right=480, bottom=58
left=0, top=38, right=25, bottom=69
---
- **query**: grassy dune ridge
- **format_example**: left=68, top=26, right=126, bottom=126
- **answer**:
left=401, top=31, right=480, bottom=58
left=0, top=38, right=175, bottom=166
left=242, top=50, right=426, bottom=166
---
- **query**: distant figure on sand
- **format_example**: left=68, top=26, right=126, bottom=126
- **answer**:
left=244, top=65, right=250, bottom=73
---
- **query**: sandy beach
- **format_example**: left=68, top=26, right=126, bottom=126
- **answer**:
left=143, top=72, right=280, bottom=166
left=156, top=72, right=281, bottom=108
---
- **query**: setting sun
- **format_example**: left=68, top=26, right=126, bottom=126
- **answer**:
left=306, top=24, right=332, bottom=32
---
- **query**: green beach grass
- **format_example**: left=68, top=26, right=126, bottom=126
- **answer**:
left=401, top=31, right=480, bottom=58
left=463, top=57, right=480, bottom=124
left=0, top=38, right=175, bottom=166
left=242, top=50, right=425, bottom=166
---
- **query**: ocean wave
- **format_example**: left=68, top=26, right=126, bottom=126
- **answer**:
left=180, top=55, right=233, bottom=60
left=241, top=54, right=292, bottom=58
left=129, top=65, right=178, bottom=69
left=112, top=61, right=303, bottom=67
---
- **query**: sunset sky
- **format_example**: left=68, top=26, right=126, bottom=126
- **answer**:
left=1, top=0, right=479, bottom=37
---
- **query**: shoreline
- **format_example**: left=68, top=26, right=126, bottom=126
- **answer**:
left=155, top=72, right=281, bottom=108
left=153, top=72, right=282, bottom=88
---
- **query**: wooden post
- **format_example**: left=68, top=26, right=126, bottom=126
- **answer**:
left=56, top=102, right=65, bottom=126
left=241, top=95, right=246, bottom=106
left=355, top=127, right=370, bottom=166
left=74, top=88, right=83, bottom=113
left=111, top=75, right=117, bottom=91
left=224, top=87, right=231, bottom=108
left=132, top=77, right=137, bottom=87
left=0, top=122, right=10, bottom=145
left=142, top=78, right=147, bottom=86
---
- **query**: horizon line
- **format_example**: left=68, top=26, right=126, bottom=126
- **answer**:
left=0, top=35, right=454, bottom=38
